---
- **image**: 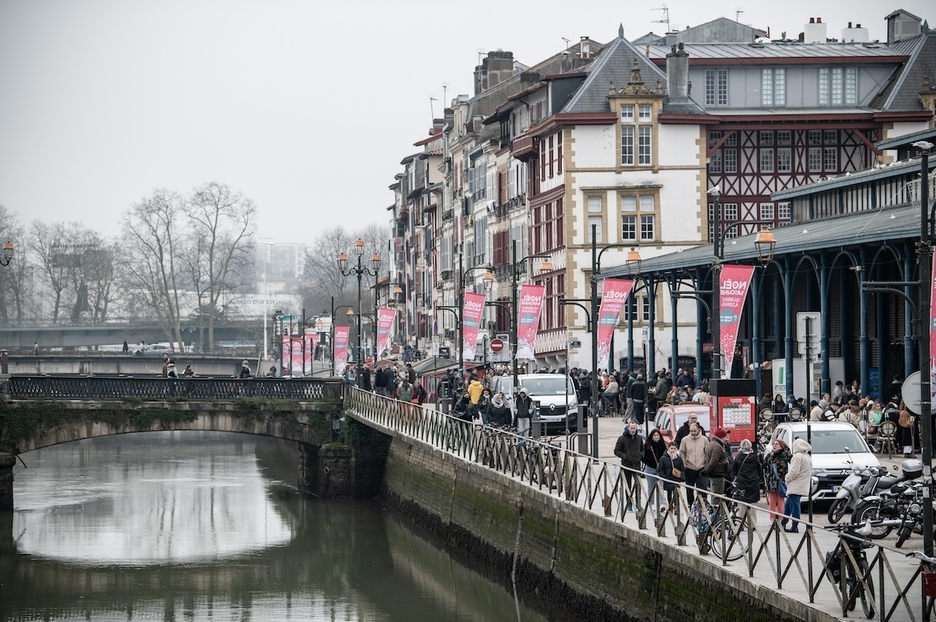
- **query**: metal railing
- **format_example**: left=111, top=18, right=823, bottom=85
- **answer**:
left=347, top=386, right=935, bottom=622
left=6, top=376, right=344, bottom=401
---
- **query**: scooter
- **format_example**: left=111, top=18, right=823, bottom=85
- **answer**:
left=827, top=456, right=888, bottom=524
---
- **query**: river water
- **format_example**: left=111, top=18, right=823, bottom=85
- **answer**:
left=1, top=431, right=554, bottom=622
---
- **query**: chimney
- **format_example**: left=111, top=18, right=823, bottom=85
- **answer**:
left=804, top=17, right=828, bottom=43
left=842, top=22, right=869, bottom=43
left=666, top=42, right=690, bottom=102
left=473, top=50, right=515, bottom=95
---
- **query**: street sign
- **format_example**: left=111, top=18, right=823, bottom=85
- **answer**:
left=490, top=338, right=505, bottom=353
left=796, top=311, right=821, bottom=359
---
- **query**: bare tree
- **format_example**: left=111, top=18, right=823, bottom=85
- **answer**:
left=122, top=189, right=186, bottom=349
left=181, top=182, right=255, bottom=350
left=28, top=221, right=71, bottom=323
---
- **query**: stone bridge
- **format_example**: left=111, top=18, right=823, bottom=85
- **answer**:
left=0, top=376, right=391, bottom=510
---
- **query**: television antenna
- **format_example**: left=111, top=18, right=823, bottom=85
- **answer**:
left=651, top=5, right=670, bottom=31
left=736, top=7, right=744, bottom=22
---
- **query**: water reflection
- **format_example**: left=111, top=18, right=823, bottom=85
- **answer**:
left=1, top=431, right=550, bottom=622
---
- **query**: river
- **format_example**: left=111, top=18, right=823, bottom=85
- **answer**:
left=1, top=431, right=555, bottom=622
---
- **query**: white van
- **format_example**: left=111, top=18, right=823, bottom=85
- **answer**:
left=769, top=421, right=881, bottom=501
left=491, top=373, right=580, bottom=432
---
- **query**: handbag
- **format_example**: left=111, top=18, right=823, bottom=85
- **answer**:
left=777, top=480, right=788, bottom=496
left=671, top=467, right=682, bottom=478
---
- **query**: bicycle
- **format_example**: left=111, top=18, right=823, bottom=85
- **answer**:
left=907, top=550, right=936, bottom=620
left=688, top=485, right=749, bottom=561
left=823, top=522, right=875, bottom=619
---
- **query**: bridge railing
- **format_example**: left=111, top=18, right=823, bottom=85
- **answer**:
left=346, top=386, right=933, bottom=622
left=5, top=375, right=345, bottom=401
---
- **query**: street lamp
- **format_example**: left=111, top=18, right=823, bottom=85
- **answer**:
left=507, top=239, right=552, bottom=396
left=0, top=241, right=13, bottom=267
left=861, top=140, right=933, bottom=558
left=709, top=187, right=776, bottom=384
left=587, top=224, right=637, bottom=459
left=338, top=238, right=381, bottom=376
left=456, top=254, right=494, bottom=377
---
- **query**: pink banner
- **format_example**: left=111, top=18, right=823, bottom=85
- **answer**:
left=376, top=307, right=396, bottom=358
left=291, top=336, right=303, bottom=377
left=334, top=326, right=350, bottom=376
left=462, top=292, right=486, bottom=363
left=596, top=278, right=634, bottom=370
left=516, top=284, right=545, bottom=360
left=929, top=253, right=936, bottom=410
left=304, top=333, right=315, bottom=375
left=281, top=334, right=292, bottom=377
left=719, top=264, right=755, bottom=379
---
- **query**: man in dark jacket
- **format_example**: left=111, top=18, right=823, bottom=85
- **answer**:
left=514, top=389, right=534, bottom=437
left=614, top=420, right=644, bottom=511
left=374, top=367, right=388, bottom=396
left=703, top=427, right=731, bottom=496
left=675, top=413, right=706, bottom=448
left=360, top=365, right=372, bottom=391
left=628, top=374, right=646, bottom=424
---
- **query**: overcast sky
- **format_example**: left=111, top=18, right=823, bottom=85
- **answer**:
left=0, top=0, right=930, bottom=246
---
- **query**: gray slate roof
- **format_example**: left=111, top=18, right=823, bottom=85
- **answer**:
left=562, top=35, right=704, bottom=116
left=644, top=41, right=907, bottom=61
left=876, top=31, right=936, bottom=110
left=601, top=202, right=922, bottom=279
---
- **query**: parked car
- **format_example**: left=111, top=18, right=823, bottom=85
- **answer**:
left=653, top=404, right=713, bottom=446
left=769, top=421, right=881, bottom=502
left=491, top=373, right=580, bottom=432
left=135, top=343, right=174, bottom=357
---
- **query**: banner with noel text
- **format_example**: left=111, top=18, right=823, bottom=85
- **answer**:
left=719, top=264, right=755, bottom=379
left=334, top=326, right=350, bottom=376
left=516, top=284, right=546, bottom=360
left=291, top=337, right=304, bottom=376
left=462, top=292, right=486, bottom=363
left=596, top=278, right=635, bottom=370
left=376, top=307, right=397, bottom=359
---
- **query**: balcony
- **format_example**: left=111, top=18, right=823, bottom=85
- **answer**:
left=511, top=135, right=537, bottom=162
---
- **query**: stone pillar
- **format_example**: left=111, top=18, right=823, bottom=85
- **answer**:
left=0, top=452, right=16, bottom=511
left=299, top=444, right=354, bottom=498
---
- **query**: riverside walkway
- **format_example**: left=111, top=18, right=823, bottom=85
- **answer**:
left=348, top=387, right=934, bottom=622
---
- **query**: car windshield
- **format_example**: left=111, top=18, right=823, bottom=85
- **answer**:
left=520, top=378, right=572, bottom=395
left=654, top=411, right=671, bottom=431
left=794, top=428, right=869, bottom=454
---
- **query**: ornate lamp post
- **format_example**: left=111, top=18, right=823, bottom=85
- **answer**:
left=338, top=239, right=381, bottom=375
left=507, top=239, right=551, bottom=395
left=0, top=241, right=14, bottom=267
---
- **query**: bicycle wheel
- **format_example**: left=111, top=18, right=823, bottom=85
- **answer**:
left=856, top=558, right=875, bottom=619
left=709, top=515, right=748, bottom=561
left=851, top=500, right=893, bottom=539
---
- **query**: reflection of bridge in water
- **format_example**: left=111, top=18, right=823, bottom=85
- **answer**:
left=1, top=453, right=535, bottom=621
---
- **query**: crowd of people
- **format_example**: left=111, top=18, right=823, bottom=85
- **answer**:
left=759, top=374, right=922, bottom=458
left=613, top=417, right=812, bottom=532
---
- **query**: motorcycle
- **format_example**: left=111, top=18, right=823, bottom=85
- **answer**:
left=827, top=451, right=889, bottom=524
left=894, top=485, right=934, bottom=548
left=850, top=458, right=923, bottom=539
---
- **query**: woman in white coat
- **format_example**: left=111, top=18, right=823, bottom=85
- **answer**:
left=782, top=438, right=812, bottom=533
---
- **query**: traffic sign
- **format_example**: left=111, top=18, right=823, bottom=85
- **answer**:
left=490, top=338, right=505, bottom=353
left=901, top=370, right=936, bottom=415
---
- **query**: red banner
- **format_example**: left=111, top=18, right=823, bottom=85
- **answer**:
left=929, top=253, right=936, bottom=410
left=462, top=292, right=486, bottom=363
left=516, top=284, right=545, bottom=360
left=376, top=307, right=396, bottom=359
left=719, top=264, right=755, bottom=379
left=281, top=334, right=292, bottom=377
left=334, top=326, right=350, bottom=376
left=596, top=278, right=634, bottom=370
left=290, top=337, right=303, bottom=377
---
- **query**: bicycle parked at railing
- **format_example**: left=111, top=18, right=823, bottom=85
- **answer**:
left=823, top=522, right=875, bottom=619
left=687, top=483, right=749, bottom=561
